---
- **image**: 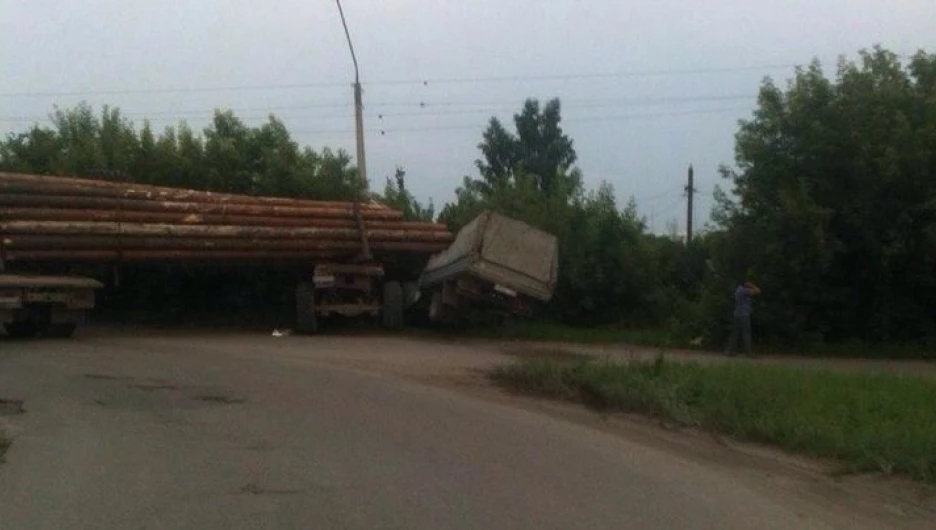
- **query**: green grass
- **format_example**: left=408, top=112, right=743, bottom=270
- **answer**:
left=491, top=357, right=936, bottom=483
left=789, top=340, right=936, bottom=361
left=473, top=321, right=693, bottom=348
left=473, top=320, right=936, bottom=360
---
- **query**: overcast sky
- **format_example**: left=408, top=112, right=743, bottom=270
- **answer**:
left=3, top=0, right=935, bottom=233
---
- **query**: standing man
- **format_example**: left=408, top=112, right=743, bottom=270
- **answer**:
left=726, top=279, right=761, bottom=356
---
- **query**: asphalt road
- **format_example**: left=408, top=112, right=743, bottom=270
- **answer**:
left=1, top=331, right=933, bottom=529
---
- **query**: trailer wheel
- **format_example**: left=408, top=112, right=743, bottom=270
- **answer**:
left=45, top=323, right=77, bottom=339
left=295, top=282, right=318, bottom=335
left=4, top=321, right=38, bottom=339
left=382, top=281, right=404, bottom=330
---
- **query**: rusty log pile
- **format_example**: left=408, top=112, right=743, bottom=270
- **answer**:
left=0, top=172, right=453, bottom=263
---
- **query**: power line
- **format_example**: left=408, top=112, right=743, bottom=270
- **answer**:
left=0, top=97, right=757, bottom=124
left=647, top=194, right=686, bottom=235
left=562, top=106, right=750, bottom=124
left=635, top=189, right=681, bottom=203
left=0, top=104, right=752, bottom=137
left=656, top=195, right=685, bottom=217
left=294, top=106, right=752, bottom=135
left=376, top=64, right=800, bottom=86
left=0, top=94, right=757, bottom=121
left=3, top=49, right=914, bottom=99
left=0, top=63, right=803, bottom=98
left=49, top=106, right=754, bottom=135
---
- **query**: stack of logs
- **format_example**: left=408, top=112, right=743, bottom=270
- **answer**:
left=0, top=172, right=453, bottom=263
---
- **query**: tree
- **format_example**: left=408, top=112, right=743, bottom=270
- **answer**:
left=49, top=102, right=105, bottom=174
left=440, top=98, right=670, bottom=326
left=97, top=105, right=138, bottom=174
left=711, top=46, right=936, bottom=345
left=472, top=98, right=580, bottom=200
left=202, top=110, right=253, bottom=192
left=513, top=99, right=577, bottom=194
left=0, top=125, right=61, bottom=174
left=379, top=166, right=435, bottom=222
left=0, top=104, right=368, bottom=202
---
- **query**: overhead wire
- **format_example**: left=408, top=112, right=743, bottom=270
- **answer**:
left=286, top=106, right=752, bottom=135
left=646, top=194, right=686, bottom=234
left=656, top=195, right=686, bottom=217
left=0, top=94, right=759, bottom=123
left=635, top=189, right=681, bottom=203
left=6, top=48, right=910, bottom=99
left=0, top=63, right=803, bottom=98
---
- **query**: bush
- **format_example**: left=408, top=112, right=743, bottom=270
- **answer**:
left=492, top=357, right=936, bottom=482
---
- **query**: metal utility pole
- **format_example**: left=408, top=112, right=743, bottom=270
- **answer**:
left=335, top=0, right=367, bottom=191
left=335, top=0, right=372, bottom=261
left=685, top=165, right=695, bottom=244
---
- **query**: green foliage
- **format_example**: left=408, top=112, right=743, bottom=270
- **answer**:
left=379, top=167, right=435, bottom=222
left=493, top=358, right=936, bottom=483
left=711, top=46, right=936, bottom=346
left=474, top=99, right=577, bottom=196
left=440, top=97, right=690, bottom=326
left=0, top=103, right=364, bottom=201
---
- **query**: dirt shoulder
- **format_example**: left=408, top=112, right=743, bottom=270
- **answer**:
left=487, top=338, right=936, bottom=378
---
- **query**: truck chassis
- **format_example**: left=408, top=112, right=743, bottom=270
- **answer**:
left=0, top=274, right=102, bottom=338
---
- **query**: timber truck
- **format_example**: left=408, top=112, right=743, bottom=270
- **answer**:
left=0, top=171, right=449, bottom=338
left=418, top=210, right=559, bottom=324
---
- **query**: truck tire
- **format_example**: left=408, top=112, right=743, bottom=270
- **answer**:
left=295, top=282, right=318, bottom=335
left=382, top=281, right=404, bottom=330
left=4, top=321, right=38, bottom=339
left=45, top=323, right=78, bottom=339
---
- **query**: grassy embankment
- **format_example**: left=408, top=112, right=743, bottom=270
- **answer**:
left=491, top=356, right=936, bottom=483
left=476, top=321, right=690, bottom=347
left=480, top=320, right=936, bottom=360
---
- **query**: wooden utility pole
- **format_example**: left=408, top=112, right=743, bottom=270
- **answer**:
left=685, top=165, right=695, bottom=244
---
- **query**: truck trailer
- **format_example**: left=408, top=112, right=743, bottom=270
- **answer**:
left=0, top=273, right=102, bottom=338
left=0, top=171, right=452, bottom=336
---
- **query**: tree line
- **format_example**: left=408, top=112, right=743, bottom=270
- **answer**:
left=2, top=45, right=934, bottom=351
